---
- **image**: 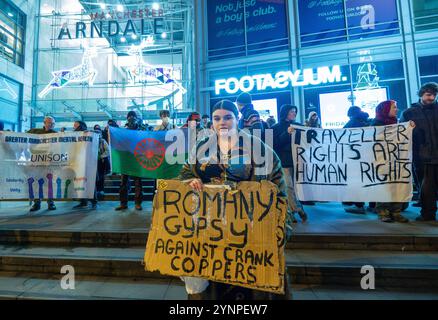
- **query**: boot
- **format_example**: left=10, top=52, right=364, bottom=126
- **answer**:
left=29, top=203, right=41, bottom=212
left=392, top=212, right=409, bottom=223
left=73, top=200, right=88, bottom=209
left=345, top=206, right=366, bottom=214
left=115, top=204, right=128, bottom=211
left=378, top=209, right=393, bottom=223
left=296, top=208, right=308, bottom=222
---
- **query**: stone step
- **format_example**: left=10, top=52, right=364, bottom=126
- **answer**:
left=0, top=274, right=437, bottom=300
left=1, top=229, right=437, bottom=251
left=1, top=245, right=437, bottom=289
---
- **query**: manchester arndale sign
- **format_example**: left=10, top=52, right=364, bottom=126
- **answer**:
left=215, top=65, right=348, bottom=95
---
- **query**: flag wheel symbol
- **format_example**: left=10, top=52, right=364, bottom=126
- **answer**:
left=134, top=138, right=165, bottom=170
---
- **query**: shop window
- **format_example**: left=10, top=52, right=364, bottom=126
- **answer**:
left=298, top=0, right=400, bottom=47
left=0, top=0, right=26, bottom=67
left=207, top=0, right=289, bottom=60
left=303, top=59, right=407, bottom=128
left=414, top=0, right=438, bottom=31
left=0, top=74, right=22, bottom=131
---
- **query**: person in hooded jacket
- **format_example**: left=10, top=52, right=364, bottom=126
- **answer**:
left=343, top=106, right=371, bottom=214
left=305, top=111, right=321, bottom=128
left=401, top=82, right=438, bottom=221
left=272, top=104, right=307, bottom=224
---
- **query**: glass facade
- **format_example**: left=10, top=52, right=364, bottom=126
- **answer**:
left=200, top=0, right=438, bottom=127
left=207, top=0, right=289, bottom=60
left=31, top=0, right=195, bottom=129
left=0, top=73, right=22, bottom=131
left=413, top=0, right=438, bottom=31
left=298, top=0, right=400, bottom=47
left=0, top=0, right=26, bottom=67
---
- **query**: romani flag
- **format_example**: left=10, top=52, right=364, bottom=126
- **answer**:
left=109, top=127, right=188, bottom=179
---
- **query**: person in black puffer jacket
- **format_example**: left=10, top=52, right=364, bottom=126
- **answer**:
left=400, top=82, right=438, bottom=221
left=272, top=104, right=307, bottom=224
left=343, top=106, right=371, bottom=214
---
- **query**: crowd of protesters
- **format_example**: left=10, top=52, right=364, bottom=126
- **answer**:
left=1, top=83, right=436, bottom=224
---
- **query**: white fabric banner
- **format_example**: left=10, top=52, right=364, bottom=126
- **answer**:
left=291, top=122, right=414, bottom=202
left=0, top=131, right=98, bottom=200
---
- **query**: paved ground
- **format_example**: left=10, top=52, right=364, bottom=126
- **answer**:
left=0, top=201, right=436, bottom=235
left=0, top=200, right=437, bottom=300
left=1, top=275, right=437, bottom=300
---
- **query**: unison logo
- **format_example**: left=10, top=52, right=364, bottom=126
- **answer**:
left=31, top=153, right=69, bottom=162
left=215, top=65, right=348, bottom=95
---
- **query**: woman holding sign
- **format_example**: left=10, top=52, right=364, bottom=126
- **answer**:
left=179, top=99, right=290, bottom=300
left=372, top=100, right=410, bottom=223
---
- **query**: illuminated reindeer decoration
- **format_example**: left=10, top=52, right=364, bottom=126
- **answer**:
left=126, top=39, right=186, bottom=94
left=38, top=47, right=98, bottom=98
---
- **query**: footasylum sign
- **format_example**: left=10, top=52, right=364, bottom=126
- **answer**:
left=215, top=65, right=348, bottom=94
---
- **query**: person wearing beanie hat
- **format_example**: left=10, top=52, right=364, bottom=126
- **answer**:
left=372, top=100, right=409, bottom=223
left=236, top=92, right=252, bottom=110
left=272, top=104, right=307, bottom=223
left=125, top=110, right=146, bottom=130
left=116, top=110, right=146, bottom=212
left=400, top=82, right=438, bottom=221
left=235, top=92, right=267, bottom=134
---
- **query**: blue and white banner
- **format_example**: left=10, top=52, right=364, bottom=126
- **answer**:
left=0, top=131, right=98, bottom=200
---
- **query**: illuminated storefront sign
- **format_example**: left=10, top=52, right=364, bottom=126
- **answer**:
left=215, top=65, right=348, bottom=95
left=57, top=7, right=165, bottom=40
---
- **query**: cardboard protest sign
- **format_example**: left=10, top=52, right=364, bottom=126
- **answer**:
left=144, top=180, right=287, bottom=294
left=292, top=122, right=414, bottom=202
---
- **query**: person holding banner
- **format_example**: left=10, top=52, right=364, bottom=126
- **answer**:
left=27, top=116, right=57, bottom=212
left=178, top=99, right=290, bottom=300
left=93, top=127, right=110, bottom=200
left=116, top=111, right=146, bottom=211
left=72, top=121, right=98, bottom=209
left=342, top=106, right=371, bottom=214
left=372, top=100, right=409, bottom=223
left=401, top=82, right=438, bottom=222
left=272, top=104, right=307, bottom=223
